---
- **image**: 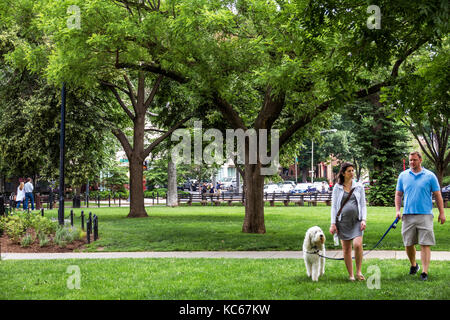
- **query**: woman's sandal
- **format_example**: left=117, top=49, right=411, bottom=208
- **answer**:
left=349, top=276, right=355, bottom=281
left=356, top=274, right=365, bottom=281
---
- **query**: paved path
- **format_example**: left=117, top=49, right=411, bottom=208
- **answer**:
left=2, top=250, right=450, bottom=261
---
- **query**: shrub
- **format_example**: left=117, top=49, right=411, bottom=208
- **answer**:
left=443, top=175, right=450, bottom=187
left=31, top=215, right=57, bottom=236
left=366, top=169, right=397, bottom=206
left=54, top=226, right=81, bottom=247
left=5, top=216, right=27, bottom=243
left=20, top=233, right=34, bottom=247
left=37, top=231, right=50, bottom=247
left=0, top=217, right=6, bottom=236
left=54, top=226, right=74, bottom=248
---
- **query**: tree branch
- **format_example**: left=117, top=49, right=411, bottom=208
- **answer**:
left=101, top=82, right=135, bottom=120
left=254, top=86, right=285, bottom=130
left=212, top=92, right=247, bottom=131
left=144, top=127, right=167, bottom=133
left=143, top=116, right=192, bottom=158
left=123, top=74, right=137, bottom=112
left=112, top=128, right=133, bottom=159
left=115, top=62, right=188, bottom=83
left=144, top=74, right=164, bottom=110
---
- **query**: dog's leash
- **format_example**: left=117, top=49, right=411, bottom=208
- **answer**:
left=313, top=217, right=400, bottom=261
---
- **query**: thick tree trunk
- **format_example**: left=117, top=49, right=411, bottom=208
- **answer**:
left=435, top=161, right=445, bottom=188
left=242, top=163, right=266, bottom=234
left=128, top=156, right=147, bottom=217
left=167, top=159, right=178, bottom=207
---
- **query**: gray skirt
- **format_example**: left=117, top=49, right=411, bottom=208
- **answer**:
left=336, top=191, right=363, bottom=241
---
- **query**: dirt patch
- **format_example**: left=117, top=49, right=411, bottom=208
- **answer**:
left=0, top=228, right=88, bottom=253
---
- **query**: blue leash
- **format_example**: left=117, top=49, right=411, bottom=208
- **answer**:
left=316, top=217, right=400, bottom=261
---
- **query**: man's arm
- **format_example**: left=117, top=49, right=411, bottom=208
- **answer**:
left=433, top=191, right=446, bottom=224
left=395, top=191, right=404, bottom=219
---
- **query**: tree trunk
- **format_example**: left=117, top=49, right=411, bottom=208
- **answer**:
left=242, top=163, right=266, bottom=234
left=302, top=167, right=308, bottom=183
left=128, top=156, right=147, bottom=217
left=435, top=160, right=445, bottom=188
left=167, top=159, right=178, bottom=207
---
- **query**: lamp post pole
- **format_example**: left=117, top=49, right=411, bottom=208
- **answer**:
left=311, top=139, right=314, bottom=184
left=58, top=83, right=66, bottom=226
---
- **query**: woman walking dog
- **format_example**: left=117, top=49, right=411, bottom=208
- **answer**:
left=329, top=162, right=367, bottom=281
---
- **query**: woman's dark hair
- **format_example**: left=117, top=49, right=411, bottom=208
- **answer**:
left=337, top=162, right=355, bottom=185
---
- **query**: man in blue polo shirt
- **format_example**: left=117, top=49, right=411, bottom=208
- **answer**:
left=395, top=151, right=446, bottom=281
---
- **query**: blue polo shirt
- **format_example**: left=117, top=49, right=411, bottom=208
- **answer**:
left=396, top=168, right=440, bottom=214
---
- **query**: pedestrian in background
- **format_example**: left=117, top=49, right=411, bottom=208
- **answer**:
left=24, top=177, right=35, bottom=210
left=16, top=181, right=26, bottom=210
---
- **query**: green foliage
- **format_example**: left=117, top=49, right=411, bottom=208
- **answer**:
left=54, top=226, right=79, bottom=248
left=20, top=233, right=33, bottom=247
left=443, top=176, right=450, bottom=187
left=366, top=168, right=398, bottom=207
left=37, top=231, right=50, bottom=247
left=1, top=213, right=58, bottom=243
left=3, top=216, right=27, bottom=243
left=103, top=166, right=128, bottom=192
left=381, top=39, right=450, bottom=185
left=144, top=189, right=167, bottom=198
left=31, top=215, right=57, bottom=236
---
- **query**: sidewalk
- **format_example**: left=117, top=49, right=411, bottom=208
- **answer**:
left=2, top=250, right=450, bottom=261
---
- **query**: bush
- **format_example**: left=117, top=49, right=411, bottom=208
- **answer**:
left=54, top=226, right=82, bottom=247
left=54, top=226, right=74, bottom=248
left=20, top=233, right=34, bottom=247
left=31, top=215, right=57, bottom=236
left=0, top=217, right=5, bottom=236
left=4, top=216, right=27, bottom=243
left=366, top=169, right=397, bottom=206
left=37, top=231, right=50, bottom=247
left=443, top=176, right=450, bottom=187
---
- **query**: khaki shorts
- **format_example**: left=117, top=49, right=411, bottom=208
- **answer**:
left=401, top=214, right=435, bottom=246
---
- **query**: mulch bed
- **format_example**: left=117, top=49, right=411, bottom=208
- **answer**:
left=0, top=228, right=87, bottom=253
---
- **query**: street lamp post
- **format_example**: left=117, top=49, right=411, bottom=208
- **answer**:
left=58, top=83, right=66, bottom=226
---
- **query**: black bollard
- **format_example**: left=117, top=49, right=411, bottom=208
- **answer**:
left=70, top=210, right=74, bottom=227
left=86, top=218, right=91, bottom=244
left=89, top=212, right=92, bottom=234
left=93, top=214, right=98, bottom=241
left=81, top=211, right=85, bottom=231
left=41, top=208, right=44, bottom=217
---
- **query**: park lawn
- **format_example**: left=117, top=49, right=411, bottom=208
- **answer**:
left=1, top=258, right=449, bottom=300
left=38, top=205, right=450, bottom=252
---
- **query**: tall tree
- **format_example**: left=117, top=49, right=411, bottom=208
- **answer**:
left=383, top=40, right=450, bottom=186
left=167, top=0, right=447, bottom=232
left=27, top=0, right=195, bottom=217
left=0, top=0, right=113, bottom=189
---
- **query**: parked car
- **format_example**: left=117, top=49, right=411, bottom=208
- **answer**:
left=221, top=177, right=237, bottom=190
left=290, top=183, right=310, bottom=194
left=264, top=184, right=281, bottom=194
left=279, top=182, right=294, bottom=193
left=442, top=185, right=450, bottom=193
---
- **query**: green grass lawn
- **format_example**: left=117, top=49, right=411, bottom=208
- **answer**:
left=1, top=258, right=449, bottom=300
left=37, top=205, right=450, bottom=252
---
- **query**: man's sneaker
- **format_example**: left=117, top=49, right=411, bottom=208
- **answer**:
left=409, top=264, right=420, bottom=275
left=420, top=272, right=428, bottom=281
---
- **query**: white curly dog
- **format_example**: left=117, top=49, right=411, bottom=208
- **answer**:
left=303, top=226, right=326, bottom=281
